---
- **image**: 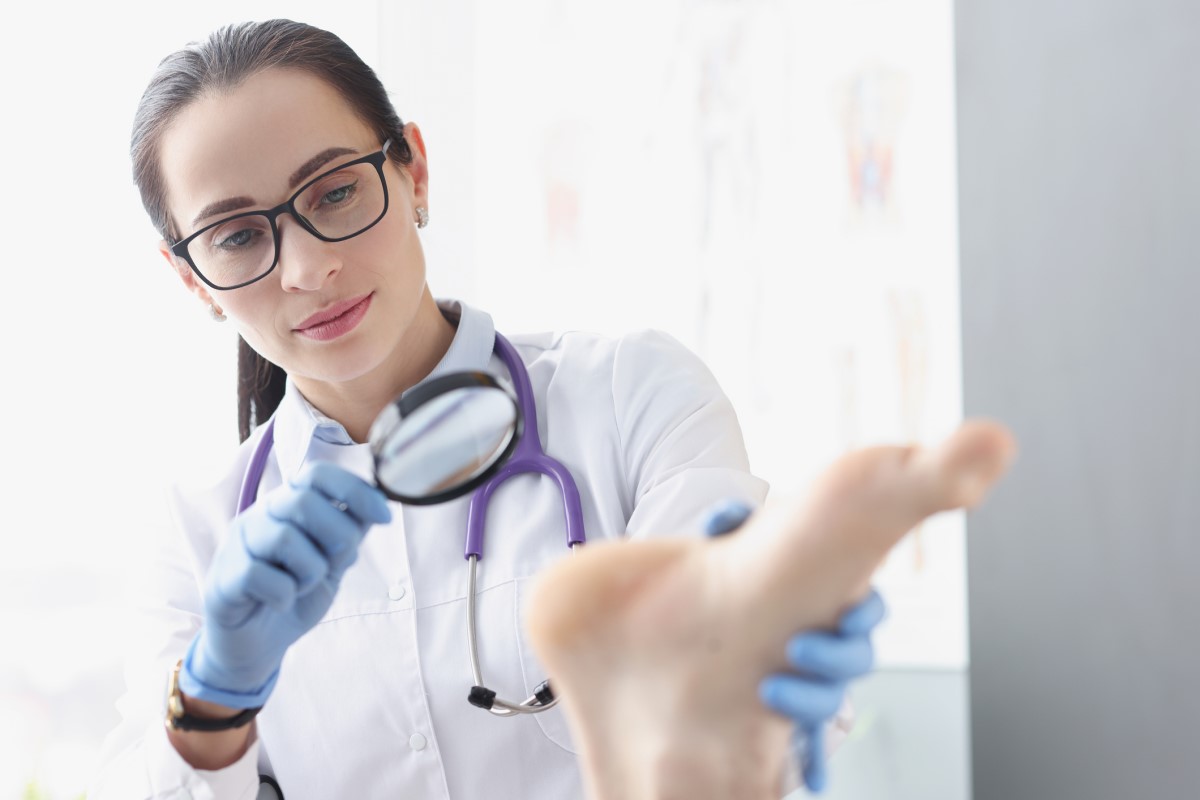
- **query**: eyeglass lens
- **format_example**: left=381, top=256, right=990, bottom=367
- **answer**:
left=188, top=160, right=386, bottom=289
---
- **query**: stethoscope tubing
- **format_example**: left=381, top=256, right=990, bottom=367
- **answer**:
left=235, top=331, right=590, bottom=795
left=236, top=332, right=587, bottom=720
left=464, top=333, right=585, bottom=559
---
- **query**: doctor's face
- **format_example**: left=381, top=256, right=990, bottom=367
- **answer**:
left=157, top=67, right=430, bottom=387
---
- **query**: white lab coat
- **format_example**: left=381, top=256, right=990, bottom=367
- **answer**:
left=90, top=300, right=778, bottom=799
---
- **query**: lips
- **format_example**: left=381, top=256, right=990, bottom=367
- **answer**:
left=295, top=293, right=373, bottom=331
left=293, top=293, right=374, bottom=342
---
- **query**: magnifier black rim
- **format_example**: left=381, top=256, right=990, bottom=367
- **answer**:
left=257, top=774, right=283, bottom=799
left=373, top=370, right=523, bottom=506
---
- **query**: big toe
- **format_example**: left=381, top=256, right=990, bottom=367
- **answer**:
left=917, top=418, right=1017, bottom=514
left=751, top=418, right=1017, bottom=572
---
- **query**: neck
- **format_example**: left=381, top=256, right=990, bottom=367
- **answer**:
left=292, top=289, right=457, bottom=444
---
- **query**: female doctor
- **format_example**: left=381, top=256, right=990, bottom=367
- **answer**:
left=91, top=19, right=884, bottom=799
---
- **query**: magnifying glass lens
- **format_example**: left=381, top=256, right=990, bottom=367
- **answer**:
left=369, top=380, right=519, bottom=503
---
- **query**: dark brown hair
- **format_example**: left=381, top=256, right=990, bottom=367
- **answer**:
left=130, top=19, right=414, bottom=442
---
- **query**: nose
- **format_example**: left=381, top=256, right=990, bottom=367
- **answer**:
left=276, top=214, right=342, bottom=292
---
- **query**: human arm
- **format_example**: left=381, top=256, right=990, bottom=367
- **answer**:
left=90, top=455, right=388, bottom=796
left=611, top=327, right=883, bottom=793
left=611, top=329, right=770, bottom=537
left=609, top=330, right=883, bottom=791
left=171, top=461, right=391, bottom=767
left=88, top=483, right=263, bottom=799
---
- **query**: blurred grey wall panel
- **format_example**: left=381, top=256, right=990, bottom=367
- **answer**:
left=957, top=0, right=1200, bottom=797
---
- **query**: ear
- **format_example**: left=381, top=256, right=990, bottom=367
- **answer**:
left=400, top=121, right=429, bottom=213
left=158, top=240, right=222, bottom=312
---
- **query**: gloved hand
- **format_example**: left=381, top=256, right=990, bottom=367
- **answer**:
left=180, top=462, right=392, bottom=709
left=703, top=499, right=887, bottom=794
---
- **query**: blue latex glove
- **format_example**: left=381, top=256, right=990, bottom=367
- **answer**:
left=703, top=499, right=886, bottom=794
left=180, top=462, right=392, bottom=709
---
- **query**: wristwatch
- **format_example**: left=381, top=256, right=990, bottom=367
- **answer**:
left=165, top=659, right=262, bottom=732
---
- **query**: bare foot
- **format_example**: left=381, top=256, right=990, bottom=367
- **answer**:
left=525, top=419, right=1016, bottom=800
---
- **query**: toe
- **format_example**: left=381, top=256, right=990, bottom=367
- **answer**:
left=927, top=419, right=1018, bottom=512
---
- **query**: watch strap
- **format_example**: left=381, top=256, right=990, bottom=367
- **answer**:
left=166, top=659, right=262, bottom=732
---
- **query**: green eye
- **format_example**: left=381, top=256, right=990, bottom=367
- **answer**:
left=323, top=182, right=357, bottom=205
left=217, top=228, right=256, bottom=249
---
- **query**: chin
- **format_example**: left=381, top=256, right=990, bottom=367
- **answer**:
left=316, top=355, right=386, bottom=385
left=279, top=341, right=382, bottom=386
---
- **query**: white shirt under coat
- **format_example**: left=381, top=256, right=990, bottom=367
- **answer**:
left=91, top=300, right=775, bottom=799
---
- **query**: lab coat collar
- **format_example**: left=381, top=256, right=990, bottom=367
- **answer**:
left=271, top=298, right=497, bottom=481
left=421, top=298, right=497, bottom=385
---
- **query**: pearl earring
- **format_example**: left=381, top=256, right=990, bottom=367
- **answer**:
left=415, top=206, right=429, bottom=229
left=209, top=304, right=227, bottom=323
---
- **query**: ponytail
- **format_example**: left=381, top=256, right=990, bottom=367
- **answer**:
left=237, top=336, right=287, bottom=443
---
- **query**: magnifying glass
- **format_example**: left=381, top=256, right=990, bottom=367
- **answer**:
left=366, top=371, right=522, bottom=504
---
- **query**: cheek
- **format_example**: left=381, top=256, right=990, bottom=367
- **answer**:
left=224, top=289, right=286, bottom=349
left=357, top=217, right=425, bottom=284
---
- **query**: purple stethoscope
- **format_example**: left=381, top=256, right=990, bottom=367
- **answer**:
left=236, top=332, right=586, bottom=716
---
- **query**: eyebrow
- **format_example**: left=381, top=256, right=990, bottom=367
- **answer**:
left=189, top=146, right=361, bottom=229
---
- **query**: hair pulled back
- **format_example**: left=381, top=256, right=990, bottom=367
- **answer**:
left=130, top=19, right=414, bottom=442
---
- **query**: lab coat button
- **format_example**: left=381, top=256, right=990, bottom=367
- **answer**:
left=388, top=583, right=406, bottom=601
left=409, top=733, right=427, bottom=751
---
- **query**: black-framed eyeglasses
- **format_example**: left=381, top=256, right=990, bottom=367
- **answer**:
left=171, top=139, right=393, bottom=291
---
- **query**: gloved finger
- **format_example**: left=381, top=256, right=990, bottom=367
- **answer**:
left=210, top=554, right=297, bottom=620
left=326, top=543, right=361, bottom=585
left=703, top=499, right=754, bottom=537
left=802, top=724, right=828, bottom=793
left=292, top=578, right=339, bottom=627
left=265, top=489, right=367, bottom=575
left=297, top=462, right=392, bottom=526
left=238, top=558, right=301, bottom=613
left=241, top=517, right=329, bottom=597
left=759, top=674, right=847, bottom=724
left=786, top=631, right=875, bottom=681
left=837, top=588, right=887, bottom=636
